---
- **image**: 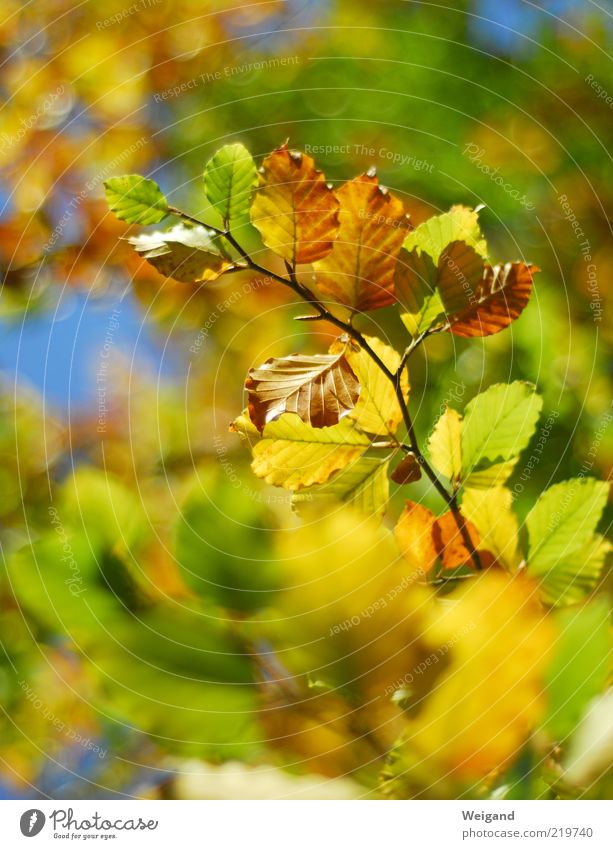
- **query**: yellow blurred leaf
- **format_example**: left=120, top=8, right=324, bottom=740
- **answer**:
left=428, top=407, right=463, bottom=484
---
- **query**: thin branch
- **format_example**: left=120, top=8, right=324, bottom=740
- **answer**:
left=168, top=204, right=482, bottom=571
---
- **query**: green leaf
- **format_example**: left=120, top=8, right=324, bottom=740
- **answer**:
left=292, top=457, right=390, bottom=519
left=104, top=174, right=169, bottom=225
left=461, top=381, right=542, bottom=483
left=204, top=143, right=258, bottom=224
left=403, top=204, right=488, bottom=264
left=542, top=599, right=610, bottom=740
left=526, top=478, right=610, bottom=605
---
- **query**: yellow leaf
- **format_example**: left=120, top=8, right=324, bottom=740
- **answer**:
left=428, top=407, right=463, bottom=484
left=461, top=486, right=521, bottom=571
left=394, top=501, right=439, bottom=581
left=250, top=143, right=340, bottom=265
left=331, top=335, right=408, bottom=436
left=247, top=413, right=370, bottom=489
left=382, top=573, right=556, bottom=797
left=313, top=172, right=410, bottom=312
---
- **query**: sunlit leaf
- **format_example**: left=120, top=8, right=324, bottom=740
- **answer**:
left=313, top=171, right=410, bottom=312
left=104, top=174, right=169, bottom=225
left=245, top=347, right=360, bottom=431
left=127, top=223, right=236, bottom=283
left=461, top=486, right=520, bottom=571
left=394, top=501, right=439, bottom=580
left=542, top=599, right=610, bottom=740
left=403, top=204, right=488, bottom=264
left=238, top=412, right=370, bottom=489
left=461, top=381, right=542, bottom=483
left=394, top=247, right=443, bottom=335
left=203, top=142, right=257, bottom=224
left=526, top=478, right=610, bottom=605
left=250, top=142, right=340, bottom=265
left=448, top=261, right=537, bottom=337
left=292, top=457, right=390, bottom=519
left=428, top=407, right=463, bottom=484
left=330, top=335, right=408, bottom=436
left=433, top=510, right=489, bottom=570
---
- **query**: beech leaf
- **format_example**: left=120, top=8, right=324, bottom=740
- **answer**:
left=250, top=142, right=340, bottom=265
left=203, top=142, right=258, bottom=224
left=245, top=348, right=360, bottom=432
left=104, top=174, right=169, bottom=225
left=127, top=224, right=236, bottom=283
left=313, top=171, right=410, bottom=312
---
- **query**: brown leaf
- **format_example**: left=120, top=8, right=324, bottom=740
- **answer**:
left=391, top=454, right=422, bottom=484
left=448, top=261, right=537, bottom=337
left=437, top=240, right=486, bottom=315
left=250, top=143, right=340, bottom=265
left=313, top=171, right=410, bottom=312
left=245, top=348, right=360, bottom=432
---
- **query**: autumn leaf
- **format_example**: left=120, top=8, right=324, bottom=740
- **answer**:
left=250, top=142, right=340, bottom=265
left=394, top=501, right=439, bottom=580
left=233, top=412, right=370, bottom=490
left=433, top=510, right=492, bottom=570
left=245, top=348, right=360, bottom=432
left=292, top=457, right=390, bottom=519
left=313, top=170, right=410, bottom=312
left=448, top=261, right=537, bottom=337
left=427, top=407, right=463, bottom=484
left=461, top=486, right=520, bottom=571
left=329, top=335, right=408, bottom=436
left=127, top=224, right=236, bottom=283
left=390, top=453, right=422, bottom=484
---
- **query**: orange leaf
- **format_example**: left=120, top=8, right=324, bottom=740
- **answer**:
left=434, top=511, right=495, bottom=570
left=250, top=143, right=340, bottom=265
left=313, top=171, right=410, bottom=312
left=448, top=261, right=537, bottom=337
left=245, top=349, right=360, bottom=431
left=395, top=501, right=439, bottom=579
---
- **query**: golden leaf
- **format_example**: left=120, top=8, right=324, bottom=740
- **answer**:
left=314, top=171, right=410, bottom=312
left=250, top=143, right=340, bottom=265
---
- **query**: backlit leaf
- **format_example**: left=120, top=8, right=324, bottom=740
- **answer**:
left=428, top=407, right=463, bottom=484
left=313, top=171, right=410, bottom=312
left=203, top=142, right=258, bottom=224
left=526, top=478, right=610, bottom=605
left=433, top=510, right=489, bottom=570
left=461, top=486, right=520, bottom=570
left=403, top=204, right=488, bottom=264
left=104, top=174, right=169, bottom=225
left=394, top=247, right=443, bottom=335
left=292, top=457, right=390, bottom=519
left=448, top=261, right=537, bottom=337
left=242, top=413, right=370, bottom=490
left=128, top=223, right=235, bottom=283
left=461, top=381, right=542, bottom=481
left=394, top=501, right=439, bottom=581
left=250, top=142, right=340, bottom=265
left=245, top=348, right=360, bottom=432
left=330, top=335, right=408, bottom=436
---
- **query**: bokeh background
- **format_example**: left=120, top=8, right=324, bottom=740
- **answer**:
left=0, top=0, right=611, bottom=799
